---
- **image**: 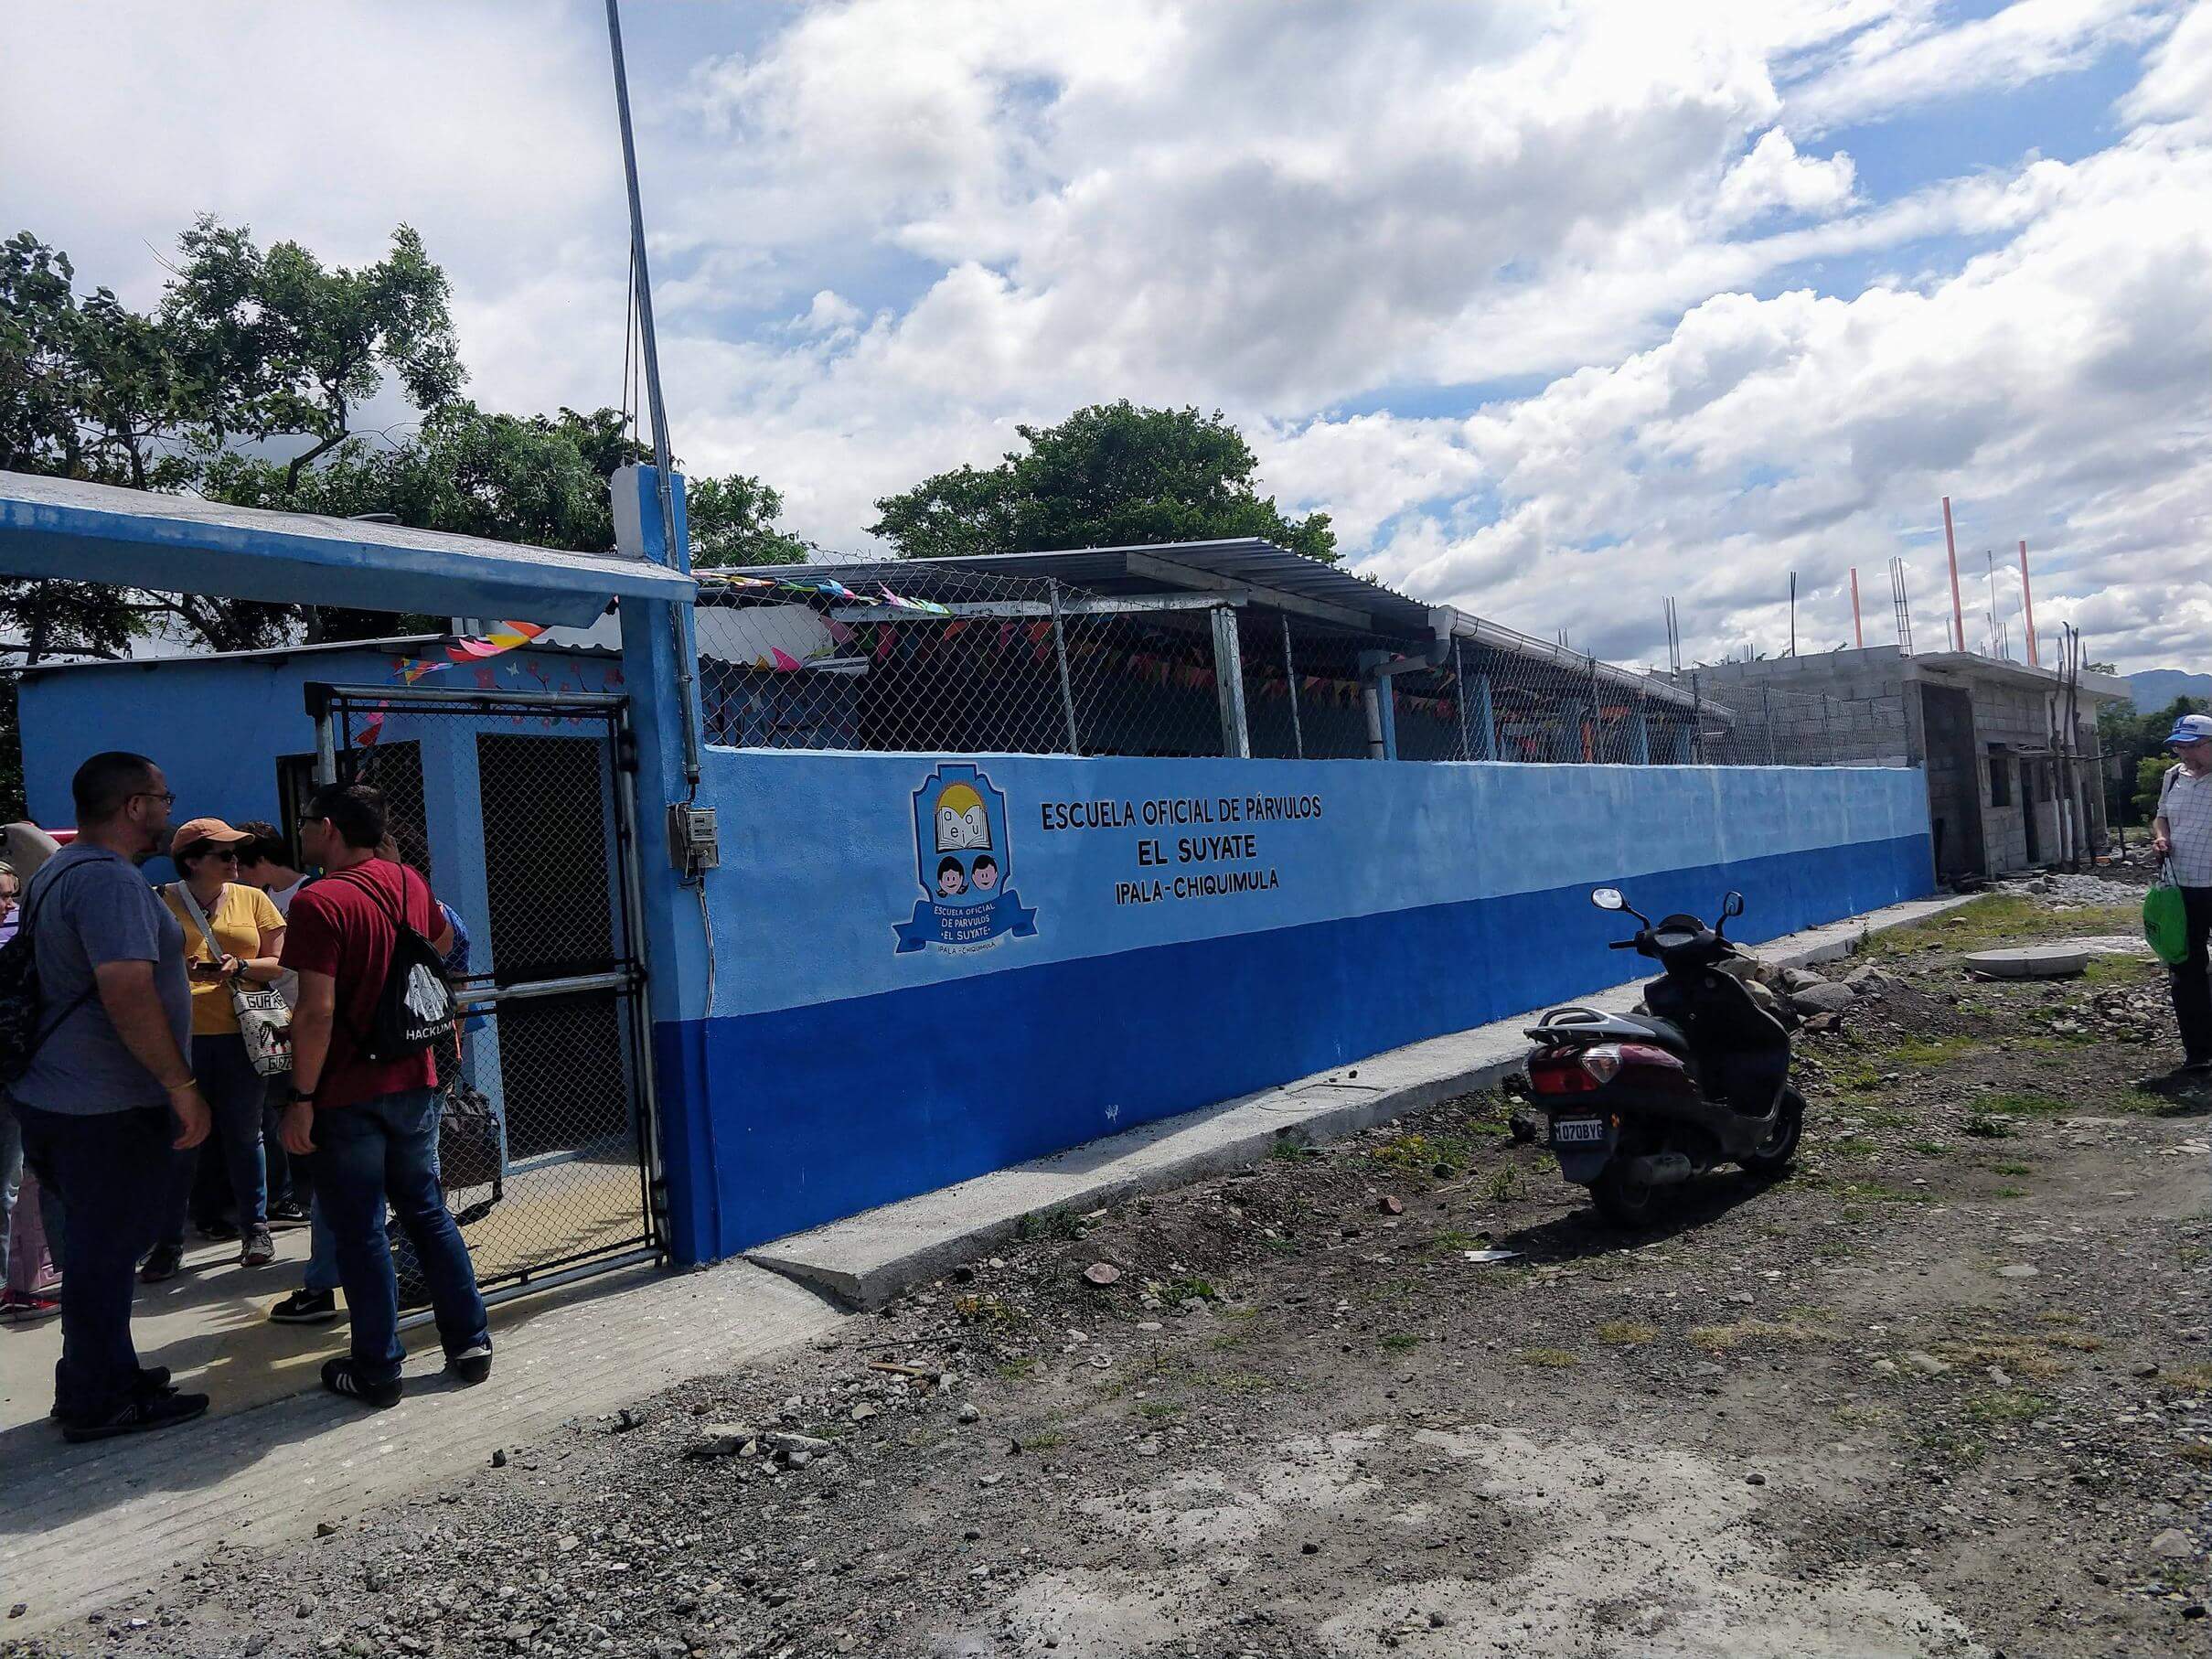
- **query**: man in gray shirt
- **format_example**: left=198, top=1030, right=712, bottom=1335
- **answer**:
left=13, top=753, right=211, bottom=1440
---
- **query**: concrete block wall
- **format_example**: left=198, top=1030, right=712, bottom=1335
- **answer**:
left=656, top=752, right=1935, bottom=1260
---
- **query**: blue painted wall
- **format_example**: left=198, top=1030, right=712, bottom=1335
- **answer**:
left=664, top=751, right=1933, bottom=1260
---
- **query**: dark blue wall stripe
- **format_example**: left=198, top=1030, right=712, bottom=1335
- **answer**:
left=661, top=831, right=1931, bottom=1261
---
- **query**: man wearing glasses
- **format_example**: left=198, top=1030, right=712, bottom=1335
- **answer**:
left=10, top=753, right=212, bottom=1440
left=2153, top=712, right=2212, bottom=1081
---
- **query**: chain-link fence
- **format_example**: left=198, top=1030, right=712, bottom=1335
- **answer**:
left=326, top=688, right=657, bottom=1293
left=692, top=562, right=1911, bottom=768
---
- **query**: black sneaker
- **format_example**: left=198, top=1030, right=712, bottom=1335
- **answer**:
left=194, top=1218, right=240, bottom=1243
left=60, top=1387, right=208, bottom=1444
left=48, top=1367, right=172, bottom=1420
left=266, top=1200, right=311, bottom=1230
left=269, top=1289, right=339, bottom=1325
left=138, top=1244, right=185, bottom=1283
left=447, top=1343, right=493, bottom=1386
left=321, top=1356, right=401, bottom=1409
left=240, top=1226, right=277, bottom=1268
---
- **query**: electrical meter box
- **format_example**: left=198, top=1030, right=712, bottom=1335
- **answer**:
left=667, top=803, right=721, bottom=872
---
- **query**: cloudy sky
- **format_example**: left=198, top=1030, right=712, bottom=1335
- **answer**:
left=5, top=0, right=2208, bottom=672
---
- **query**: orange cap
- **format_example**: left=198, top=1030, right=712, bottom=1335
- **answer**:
left=169, top=818, right=250, bottom=858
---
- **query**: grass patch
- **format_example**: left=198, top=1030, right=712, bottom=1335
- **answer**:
left=1159, top=1276, right=1221, bottom=1304
left=1513, top=1347, right=1580, bottom=1368
left=956, top=1294, right=1026, bottom=1331
left=1854, top=1106, right=1914, bottom=1130
left=1371, top=1129, right=1480, bottom=1178
left=1964, top=1113, right=2013, bottom=1140
left=1824, top=1135, right=1882, bottom=1160
left=2035, top=1311, right=2080, bottom=1326
left=1426, top=1228, right=1488, bottom=1255
left=1907, top=1140, right=1949, bottom=1157
left=2042, top=1330, right=2104, bottom=1353
left=2174, top=1441, right=2212, bottom=1465
left=1870, top=894, right=2138, bottom=958
left=1978, top=1091, right=2073, bottom=1118
left=2082, top=956, right=2156, bottom=988
left=1690, top=1320, right=1833, bottom=1353
left=1135, top=1401, right=1182, bottom=1420
left=994, top=1356, right=1040, bottom=1381
left=1993, top=1185, right=2026, bottom=1199
left=1012, top=1207, right=1086, bottom=1243
left=1834, top=1401, right=1896, bottom=1427
left=1934, top=1336, right=2069, bottom=1380
left=1021, top=1430, right=1066, bottom=1451
left=1834, top=1181, right=1930, bottom=1205
left=1881, top=1035, right=1986, bottom=1069
left=1377, top=1333, right=1425, bottom=1353
left=1964, top=1389, right=2048, bottom=1426
left=1480, top=1165, right=1527, bottom=1204
left=1596, top=1320, right=1658, bottom=1346
left=2164, top=1364, right=2212, bottom=1390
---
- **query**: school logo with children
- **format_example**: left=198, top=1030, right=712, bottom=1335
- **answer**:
left=893, top=763, right=1040, bottom=955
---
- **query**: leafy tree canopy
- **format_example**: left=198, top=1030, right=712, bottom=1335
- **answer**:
left=2100, top=694, right=2208, bottom=826
left=870, top=401, right=1335, bottom=564
left=0, top=219, right=809, bottom=658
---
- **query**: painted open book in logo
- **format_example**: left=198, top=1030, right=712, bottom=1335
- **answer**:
left=893, top=763, right=1039, bottom=955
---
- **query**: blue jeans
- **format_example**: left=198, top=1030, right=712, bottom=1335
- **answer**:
left=15, top=1104, right=173, bottom=1421
left=157, top=1034, right=269, bottom=1247
left=315, top=1088, right=487, bottom=1384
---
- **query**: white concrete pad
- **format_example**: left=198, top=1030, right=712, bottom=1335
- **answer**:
left=748, top=894, right=1972, bottom=1308
left=0, top=1260, right=847, bottom=1636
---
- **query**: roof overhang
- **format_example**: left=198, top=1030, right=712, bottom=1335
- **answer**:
left=1907, top=649, right=2131, bottom=703
left=0, top=470, right=695, bottom=628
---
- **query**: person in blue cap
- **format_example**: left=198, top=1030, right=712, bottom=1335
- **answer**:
left=2152, top=711, right=2212, bottom=1078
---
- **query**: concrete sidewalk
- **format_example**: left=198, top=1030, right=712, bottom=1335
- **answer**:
left=749, top=894, right=1971, bottom=1307
left=0, top=1261, right=847, bottom=1637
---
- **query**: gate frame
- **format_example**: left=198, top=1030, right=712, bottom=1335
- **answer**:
left=306, top=680, right=668, bottom=1295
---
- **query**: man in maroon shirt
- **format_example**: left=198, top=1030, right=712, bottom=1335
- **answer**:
left=276, top=783, right=490, bottom=1408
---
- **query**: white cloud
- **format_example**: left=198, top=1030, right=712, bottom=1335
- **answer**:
left=1713, top=129, right=1858, bottom=224
left=5, top=0, right=2207, bottom=669
left=1784, top=0, right=2176, bottom=133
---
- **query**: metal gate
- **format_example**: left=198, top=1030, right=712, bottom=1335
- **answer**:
left=307, top=682, right=662, bottom=1293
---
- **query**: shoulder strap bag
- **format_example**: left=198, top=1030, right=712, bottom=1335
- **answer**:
left=175, top=883, right=294, bottom=1077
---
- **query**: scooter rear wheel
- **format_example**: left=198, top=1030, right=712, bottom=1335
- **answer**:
left=1738, top=1085, right=1805, bottom=1174
left=1592, top=1160, right=1662, bottom=1226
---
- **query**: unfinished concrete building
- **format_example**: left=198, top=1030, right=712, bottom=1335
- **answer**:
left=1690, top=646, right=2128, bottom=883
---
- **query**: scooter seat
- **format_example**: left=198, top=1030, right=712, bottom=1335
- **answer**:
left=1529, top=1006, right=1691, bottom=1054
left=1611, top=1011, right=1691, bottom=1053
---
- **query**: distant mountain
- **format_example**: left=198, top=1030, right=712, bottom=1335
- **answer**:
left=2127, top=669, right=2212, bottom=707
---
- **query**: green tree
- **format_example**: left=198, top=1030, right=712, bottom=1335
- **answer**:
left=871, top=401, right=1336, bottom=563
left=2100, top=695, right=2208, bottom=827
left=686, top=474, right=810, bottom=567
left=2136, top=753, right=2179, bottom=824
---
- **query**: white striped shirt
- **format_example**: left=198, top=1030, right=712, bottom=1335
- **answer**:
left=2161, top=764, right=2212, bottom=887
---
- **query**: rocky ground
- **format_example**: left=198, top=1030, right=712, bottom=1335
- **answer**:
left=7, top=883, right=2209, bottom=1659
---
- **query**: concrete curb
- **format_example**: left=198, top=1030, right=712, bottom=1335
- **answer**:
left=746, top=893, right=1978, bottom=1309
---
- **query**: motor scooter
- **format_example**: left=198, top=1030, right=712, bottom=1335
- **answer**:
left=1523, top=885, right=1803, bottom=1225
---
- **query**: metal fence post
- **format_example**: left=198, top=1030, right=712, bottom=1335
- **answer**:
left=1690, top=669, right=1705, bottom=764
left=1820, top=692, right=1834, bottom=768
left=1453, top=639, right=1471, bottom=760
left=1047, top=577, right=1081, bottom=755
left=1762, top=682, right=1777, bottom=765
left=1588, top=655, right=1602, bottom=763
left=1280, top=612, right=1304, bottom=760
left=1629, top=685, right=1651, bottom=765
left=1211, top=605, right=1251, bottom=758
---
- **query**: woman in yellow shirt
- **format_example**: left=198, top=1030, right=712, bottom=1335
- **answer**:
left=141, top=819, right=288, bottom=1279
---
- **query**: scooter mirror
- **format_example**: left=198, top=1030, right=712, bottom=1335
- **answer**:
left=1721, top=890, right=1746, bottom=919
left=1591, top=886, right=1625, bottom=912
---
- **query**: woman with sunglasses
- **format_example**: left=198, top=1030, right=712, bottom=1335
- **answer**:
left=141, top=819, right=288, bottom=1279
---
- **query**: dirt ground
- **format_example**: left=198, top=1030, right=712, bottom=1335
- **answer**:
left=7, top=884, right=2209, bottom=1659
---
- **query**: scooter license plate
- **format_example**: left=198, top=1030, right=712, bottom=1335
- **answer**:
left=1551, top=1117, right=1607, bottom=1146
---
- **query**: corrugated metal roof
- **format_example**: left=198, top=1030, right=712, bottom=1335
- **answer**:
left=0, top=469, right=694, bottom=628
left=16, top=632, right=617, bottom=681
